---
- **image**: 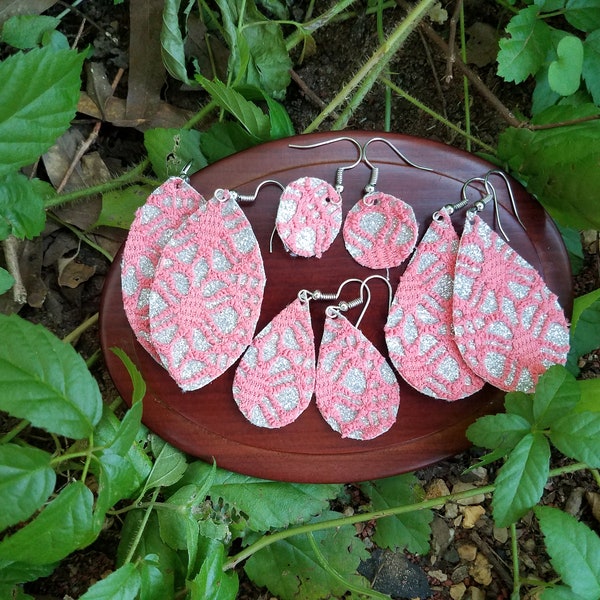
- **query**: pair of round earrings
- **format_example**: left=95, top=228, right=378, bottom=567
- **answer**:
left=272, top=137, right=433, bottom=270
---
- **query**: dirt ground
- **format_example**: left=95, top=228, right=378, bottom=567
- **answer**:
left=6, top=0, right=600, bottom=598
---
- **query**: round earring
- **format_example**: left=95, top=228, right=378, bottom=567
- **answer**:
left=343, top=137, right=432, bottom=270
left=272, top=137, right=362, bottom=258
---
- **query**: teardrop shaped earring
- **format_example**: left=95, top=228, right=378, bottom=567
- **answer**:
left=384, top=193, right=486, bottom=401
left=148, top=179, right=283, bottom=391
left=452, top=171, right=571, bottom=393
left=316, top=275, right=400, bottom=440
left=232, top=279, right=364, bottom=428
left=343, top=137, right=432, bottom=270
left=272, top=137, right=362, bottom=258
left=121, top=163, right=202, bottom=361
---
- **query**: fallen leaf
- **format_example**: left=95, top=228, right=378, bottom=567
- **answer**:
left=57, top=252, right=96, bottom=289
left=466, top=22, right=499, bottom=68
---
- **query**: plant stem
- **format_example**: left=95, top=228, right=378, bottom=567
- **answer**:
left=510, top=522, right=520, bottom=598
left=458, top=1, right=471, bottom=152
left=63, top=312, right=99, bottom=345
left=123, top=487, right=161, bottom=565
left=304, top=0, right=438, bottom=132
left=0, top=419, right=30, bottom=444
left=223, top=462, right=589, bottom=571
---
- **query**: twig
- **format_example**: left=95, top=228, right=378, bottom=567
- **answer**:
left=290, top=69, right=339, bottom=118
left=444, top=0, right=462, bottom=83
left=416, top=28, right=447, bottom=121
left=2, top=237, right=27, bottom=304
left=470, top=530, right=514, bottom=589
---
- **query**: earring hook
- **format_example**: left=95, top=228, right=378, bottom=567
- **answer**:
left=325, top=281, right=371, bottom=323
left=355, top=274, right=393, bottom=329
left=217, top=179, right=284, bottom=204
left=362, top=137, right=433, bottom=194
left=288, top=137, right=363, bottom=193
left=298, top=278, right=364, bottom=304
left=484, top=169, right=526, bottom=231
left=462, top=176, right=511, bottom=241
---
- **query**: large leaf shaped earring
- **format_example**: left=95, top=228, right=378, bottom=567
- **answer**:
left=452, top=171, right=571, bottom=393
left=343, top=137, right=432, bottom=270
left=121, top=164, right=202, bottom=361
left=232, top=279, right=363, bottom=428
left=316, top=275, right=400, bottom=440
left=148, top=180, right=282, bottom=391
left=272, top=137, right=362, bottom=258
left=385, top=198, right=486, bottom=401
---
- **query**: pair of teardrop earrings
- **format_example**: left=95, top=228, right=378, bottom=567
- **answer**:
left=384, top=170, right=571, bottom=400
left=272, top=136, right=432, bottom=270
left=232, top=275, right=400, bottom=441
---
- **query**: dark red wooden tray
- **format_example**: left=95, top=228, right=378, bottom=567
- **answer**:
left=99, top=131, right=572, bottom=483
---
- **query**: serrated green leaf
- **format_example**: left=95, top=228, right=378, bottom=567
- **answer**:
left=549, top=412, right=600, bottom=466
left=492, top=433, right=550, bottom=527
left=583, top=30, right=600, bottom=104
left=0, top=15, right=59, bottom=48
left=189, top=541, right=238, bottom=600
left=360, top=474, right=432, bottom=555
left=556, top=222, right=584, bottom=275
left=505, top=391, right=535, bottom=422
left=0, top=46, right=85, bottom=176
left=0, top=267, right=14, bottom=294
left=542, top=584, right=588, bottom=600
left=497, top=6, right=552, bottom=83
left=565, top=0, right=600, bottom=32
left=0, top=481, right=96, bottom=565
left=0, top=583, right=34, bottom=599
left=93, top=184, right=154, bottom=230
left=0, top=444, right=55, bottom=531
left=467, top=413, right=532, bottom=451
left=0, top=559, right=56, bottom=585
left=195, top=75, right=270, bottom=140
left=160, top=0, right=193, bottom=85
left=572, top=288, right=600, bottom=331
left=143, top=437, right=187, bottom=493
left=138, top=552, right=176, bottom=600
left=536, top=506, right=600, bottom=599
left=199, top=121, right=256, bottom=162
left=548, top=35, right=583, bottom=95
left=578, top=378, right=600, bottom=413
left=0, top=173, right=49, bottom=240
left=79, top=563, right=141, bottom=600
left=182, top=461, right=342, bottom=532
left=533, top=365, right=580, bottom=428
left=245, top=511, right=368, bottom=599
left=0, top=313, right=102, bottom=439
left=144, top=127, right=207, bottom=180
left=535, top=0, right=567, bottom=10
left=497, top=104, right=600, bottom=230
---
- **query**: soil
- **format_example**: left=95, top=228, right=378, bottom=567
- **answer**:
left=3, top=1, right=599, bottom=599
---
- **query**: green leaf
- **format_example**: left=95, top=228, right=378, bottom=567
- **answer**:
left=578, top=378, right=600, bottom=412
left=0, top=481, right=96, bottom=565
left=556, top=222, right=584, bottom=274
left=245, top=511, right=368, bottom=599
left=467, top=413, right=532, bottom=451
left=505, top=391, right=535, bottom=423
left=0, top=313, right=102, bottom=439
left=189, top=541, right=238, bottom=600
left=199, top=121, right=256, bottom=163
left=497, top=104, right=600, bottom=230
left=492, top=433, right=550, bottom=527
left=0, top=584, right=34, bottom=599
left=160, top=0, right=194, bottom=85
left=542, top=584, right=588, bottom=600
left=565, top=0, right=600, bottom=32
left=0, top=15, right=60, bottom=48
left=143, top=436, right=188, bottom=493
left=79, top=563, right=141, bottom=600
left=549, top=412, right=600, bottom=466
left=536, top=506, right=600, bottom=599
left=0, top=444, right=55, bottom=532
left=532, top=365, right=580, bottom=428
left=0, top=173, right=49, bottom=240
left=195, top=75, right=270, bottom=140
left=548, top=35, right=583, bottom=96
left=360, top=474, right=432, bottom=555
left=138, top=553, right=175, bottom=600
left=182, top=461, right=342, bottom=532
left=497, top=6, right=552, bottom=83
left=93, top=184, right=154, bottom=230
left=0, top=46, right=85, bottom=176
left=0, top=267, right=15, bottom=294
left=568, top=293, right=600, bottom=374
left=583, top=30, right=600, bottom=104
left=572, top=288, right=600, bottom=331
left=144, top=127, right=207, bottom=180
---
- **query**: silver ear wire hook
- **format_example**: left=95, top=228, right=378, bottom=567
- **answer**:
left=484, top=169, right=526, bottom=231
left=217, top=179, right=285, bottom=204
left=355, top=274, right=393, bottom=329
left=298, top=278, right=364, bottom=304
left=325, top=281, right=371, bottom=323
left=362, top=137, right=433, bottom=194
left=179, top=160, right=193, bottom=182
left=462, top=176, right=512, bottom=242
left=288, top=137, right=362, bottom=193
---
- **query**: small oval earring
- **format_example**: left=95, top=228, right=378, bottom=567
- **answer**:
left=273, top=137, right=362, bottom=258
left=343, top=137, right=432, bottom=270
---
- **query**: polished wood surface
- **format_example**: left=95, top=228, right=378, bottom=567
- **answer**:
left=99, top=132, right=572, bottom=483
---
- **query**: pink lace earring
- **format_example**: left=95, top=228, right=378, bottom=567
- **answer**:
left=147, top=179, right=283, bottom=391
left=384, top=192, right=486, bottom=401
left=233, top=279, right=364, bottom=428
left=272, top=137, right=362, bottom=258
left=452, top=171, right=571, bottom=393
left=121, top=163, right=203, bottom=361
left=315, top=275, right=400, bottom=440
left=343, top=137, right=432, bottom=270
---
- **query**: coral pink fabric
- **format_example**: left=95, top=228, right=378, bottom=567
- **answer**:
left=233, top=297, right=315, bottom=428
left=316, top=314, right=400, bottom=440
left=343, top=191, right=419, bottom=269
left=452, top=214, right=570, bottom=393
left=276, top=176, right=342, bottom=258
left=148, top=190, right=266, bottom=391
left=385, top=208, right=485, bottom=400
left=121, top=177, right=203, bottom=360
